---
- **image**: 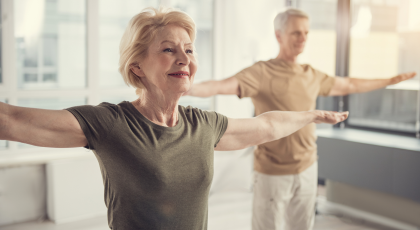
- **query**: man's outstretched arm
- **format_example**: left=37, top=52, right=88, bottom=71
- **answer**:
left=185, top=76, right=240, bottom=97
left=329, top=72, right=417, bottom=96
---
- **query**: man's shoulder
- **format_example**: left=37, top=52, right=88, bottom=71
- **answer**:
left=299, top=63, right=315, bottom=70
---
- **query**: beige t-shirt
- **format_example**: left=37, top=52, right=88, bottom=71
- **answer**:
left=233, top=59, right=335, bottom=175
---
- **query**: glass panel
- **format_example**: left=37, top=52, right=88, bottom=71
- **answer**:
left=0, top=99, right=7, bottom=150
left=15, top=0, right=86, bottom=90
left=348, top=0, right=420, bottom=133
left=99, top=0, right=159, bottom=88
left=17, top=97, right=86, bottom=148
left=170, top=0, right=214, bottom=110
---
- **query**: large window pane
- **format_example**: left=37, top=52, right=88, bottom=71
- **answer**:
left=348, top=0, right=420, bottom=133
left=17, top=97, right=86, bottom=148
left=15, top=0, right=86, bottom=90
left=99, top=0, right=159, bottom=88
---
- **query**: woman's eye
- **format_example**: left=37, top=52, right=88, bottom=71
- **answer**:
left=163, top=48, right=173, bottom=52
left=186, top=49, right=193, bottom=54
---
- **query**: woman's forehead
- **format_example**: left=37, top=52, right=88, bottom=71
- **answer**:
left=155, top=25, right=192, bottom=44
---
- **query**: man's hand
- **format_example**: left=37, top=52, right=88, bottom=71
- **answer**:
left=390, top=72, right=417, bottom=85
left=313, top=111, right=349, bottom=124
left=330, top=72, right=417, bottom=96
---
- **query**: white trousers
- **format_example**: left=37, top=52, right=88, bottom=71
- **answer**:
left=252, top=162, right=318, bottom=230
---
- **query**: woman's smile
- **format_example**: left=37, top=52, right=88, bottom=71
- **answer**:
left=168, top=71, right=190, bottom=78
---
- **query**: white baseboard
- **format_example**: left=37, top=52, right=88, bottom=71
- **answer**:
left=316, top=196, right=420, bottom=230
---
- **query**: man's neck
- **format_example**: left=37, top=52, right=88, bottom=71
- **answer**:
left=275, top=51, right=298, bottom=64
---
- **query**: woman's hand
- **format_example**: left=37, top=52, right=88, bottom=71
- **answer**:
left=215, top=110, right=348, bottom=151
left=313, top=110, right=349, bottom=124
left=0, top=102, right=87, bottom=148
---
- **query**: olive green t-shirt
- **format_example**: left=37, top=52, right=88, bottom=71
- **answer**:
left=66, top=101, right=228, bottom=230
left=233, top=59, right=335, bottom=175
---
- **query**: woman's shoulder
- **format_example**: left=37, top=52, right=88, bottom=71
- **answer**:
left=178, top=105, right=208, bottom=117
left=179, top=105, right=227, bottom=126
left=66, top=101, right=127, bottom=121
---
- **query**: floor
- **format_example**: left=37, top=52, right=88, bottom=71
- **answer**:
left=0, top=191, right=400, bottom=230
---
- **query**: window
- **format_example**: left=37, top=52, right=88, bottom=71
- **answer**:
left=15, top=0, right=86, bottom=90
left=347, top=0, right=420, bottom=134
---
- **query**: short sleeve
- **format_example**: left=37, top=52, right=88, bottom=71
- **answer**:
left=313, top=68, right=336, bottom=96
left=65, top=103, right=120, bottom=150
left=233, top=62, right=262, bottom=99
left=202, top=110, right=229, bottom=147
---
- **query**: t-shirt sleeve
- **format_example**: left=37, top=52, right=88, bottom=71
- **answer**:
left=65, top=103, right=119, bottom=150
left=203, top=110, right=229, bottom=147
left=313, top=67, right=336, bottom=96
left=232, top=62, right=262, bottom=99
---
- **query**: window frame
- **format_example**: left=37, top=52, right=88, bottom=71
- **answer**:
left=336, top=0, right=420, bottom=138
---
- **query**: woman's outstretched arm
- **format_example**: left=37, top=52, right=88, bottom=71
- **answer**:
left=0, top=102, right=87, bottom=148
left=215, top=110, right=348, bottom=151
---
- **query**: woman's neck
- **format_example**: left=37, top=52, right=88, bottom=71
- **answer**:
left=132, top=91, right=181, bottom=127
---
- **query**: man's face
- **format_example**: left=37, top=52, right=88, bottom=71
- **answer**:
left=276, top=16, right=309, bottom=57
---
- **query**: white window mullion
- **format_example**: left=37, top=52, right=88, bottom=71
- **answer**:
left=86, top=0, right=99, bottom=105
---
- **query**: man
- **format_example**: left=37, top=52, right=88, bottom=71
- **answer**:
left=186, top=8, right=416, bottom=230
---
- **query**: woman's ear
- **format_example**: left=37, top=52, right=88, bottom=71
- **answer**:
left=130, top=64, right=145, bottom=78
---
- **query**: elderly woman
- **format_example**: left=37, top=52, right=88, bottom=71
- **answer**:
left=0, top=7, right=347, bottom=230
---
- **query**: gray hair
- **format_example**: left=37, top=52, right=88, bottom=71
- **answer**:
left=273, top=8, right=309, bottom=32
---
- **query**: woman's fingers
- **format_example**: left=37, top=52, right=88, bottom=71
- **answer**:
left=314, top=111, right=349, bottom=124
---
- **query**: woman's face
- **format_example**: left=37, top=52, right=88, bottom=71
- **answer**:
left=132, top=24, right=197, bottom=96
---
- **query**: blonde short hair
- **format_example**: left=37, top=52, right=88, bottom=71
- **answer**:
left=119, top=7, right=196, bottom=94
left=273, top=8, right=309, bottom=32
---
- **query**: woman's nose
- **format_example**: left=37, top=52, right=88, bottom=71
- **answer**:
left=176, top=52, right=190, bottom=66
